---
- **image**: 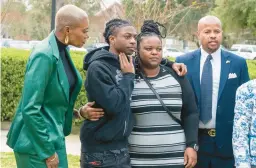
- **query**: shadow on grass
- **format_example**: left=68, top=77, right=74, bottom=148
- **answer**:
left=0, top=152, right=80, bottom=168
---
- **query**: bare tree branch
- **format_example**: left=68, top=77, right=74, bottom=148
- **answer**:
left=169, top=7, right=191, bottom=34
left=1, top=0, right=12, bottom=24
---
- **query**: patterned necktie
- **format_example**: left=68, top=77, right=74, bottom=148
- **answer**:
left=200, top=55, right=213, bottom=124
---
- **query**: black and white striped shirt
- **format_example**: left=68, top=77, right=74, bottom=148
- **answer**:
left=129, top=66, right=186, bottom=167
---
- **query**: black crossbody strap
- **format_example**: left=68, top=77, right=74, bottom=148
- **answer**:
left=140, top=72, right=182, bottom=126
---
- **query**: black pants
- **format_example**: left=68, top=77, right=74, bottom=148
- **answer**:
left=80, top=148, right=131, bottom=168
left=195, top=133, right=234, bottom=168
left=196, top=152, right=235, bottom=168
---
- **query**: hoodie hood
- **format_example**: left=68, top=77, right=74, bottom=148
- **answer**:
left=83, top=46, right=119, bottom=70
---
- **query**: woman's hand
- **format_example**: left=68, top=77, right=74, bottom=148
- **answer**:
left=46, top=153, right=59, bottom=168
left=73, top=109, right=80, bottom=119
left=184, top=147, right=197, bottom=168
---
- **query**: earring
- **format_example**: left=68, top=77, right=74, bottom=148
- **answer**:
left=64, top=36, right=69, bottom=44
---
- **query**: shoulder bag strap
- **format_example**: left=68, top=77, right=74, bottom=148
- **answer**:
left=140, top=72, right=182, bottom=126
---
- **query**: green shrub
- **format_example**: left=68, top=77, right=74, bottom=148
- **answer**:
left=1, top=48, right=256, bottom=121
left=1, top=48, right=87, bottom=121
left=247, top=60, right=256, bottom=79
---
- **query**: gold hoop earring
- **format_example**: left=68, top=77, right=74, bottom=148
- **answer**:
left=64, top=36, right=69, bottom=44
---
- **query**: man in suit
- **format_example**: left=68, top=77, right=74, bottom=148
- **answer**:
left=176, top=15, right=250, bottom=168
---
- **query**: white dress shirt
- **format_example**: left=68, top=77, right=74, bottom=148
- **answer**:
left=199, top=47, right=221, bottom=129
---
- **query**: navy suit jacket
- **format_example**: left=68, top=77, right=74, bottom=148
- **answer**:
left=176, top=49, right=250, bottom=157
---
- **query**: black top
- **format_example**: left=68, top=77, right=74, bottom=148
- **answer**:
left=55, top=36, right=76, bottom=97
left=81, top=47, right=135, bottom=153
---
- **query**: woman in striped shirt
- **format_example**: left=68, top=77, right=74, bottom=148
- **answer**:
left=128, top=20, right=199, bottom=168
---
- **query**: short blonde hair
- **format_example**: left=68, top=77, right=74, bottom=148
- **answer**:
left=55, top=4, right=88, bottom=32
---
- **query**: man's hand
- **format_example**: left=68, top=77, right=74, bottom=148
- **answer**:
left=46, top=153, right=59, bottom=168
left=119, top=53, right=135, bottom=74
left=172, top=63, right=187, bottom=76
left=80, top=101, right=104, bottom=121
left=184, top=147, right=197, bottom=168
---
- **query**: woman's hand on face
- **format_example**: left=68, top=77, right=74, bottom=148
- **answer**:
left=172, top=63, right=187, bottom=76
left=184, top=147, right=197, bottom=168
left=80, top=101, right=104, bottom=121
left=46, top=153, right=59, bottom=168
left=119, top=53, right=135, bottom=74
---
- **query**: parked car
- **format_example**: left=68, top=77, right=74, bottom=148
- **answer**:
left=163, top=47, right=184, bottom=58
left=85, top=43, right=108, bottom=53
left=230, top=44, right=256, bottom=60
left=68, top=45, right=87, bottom=53
left=9, top=40, right=30, bottom=50
left=0, top=38, right=12, bottom=48
left=29, top=40, right=41, bottom=49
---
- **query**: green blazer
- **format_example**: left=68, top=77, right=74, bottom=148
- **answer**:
left=6, top=31, right=82, bottom=160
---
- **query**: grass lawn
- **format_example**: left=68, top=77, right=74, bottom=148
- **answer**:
left=0, top=152, right=80, bottom=168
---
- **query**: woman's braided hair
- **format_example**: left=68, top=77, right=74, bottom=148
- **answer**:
left=137, top=20, right=166, bottom=49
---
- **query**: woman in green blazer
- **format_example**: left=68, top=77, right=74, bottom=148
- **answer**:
left=6, top=5, right=89, bottom=168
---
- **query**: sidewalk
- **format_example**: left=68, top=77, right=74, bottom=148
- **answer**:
left=0, top=130, right=81, bottom=156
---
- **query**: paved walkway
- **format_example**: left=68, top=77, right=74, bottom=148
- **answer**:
left=0, top=130, right=81, bottom=156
